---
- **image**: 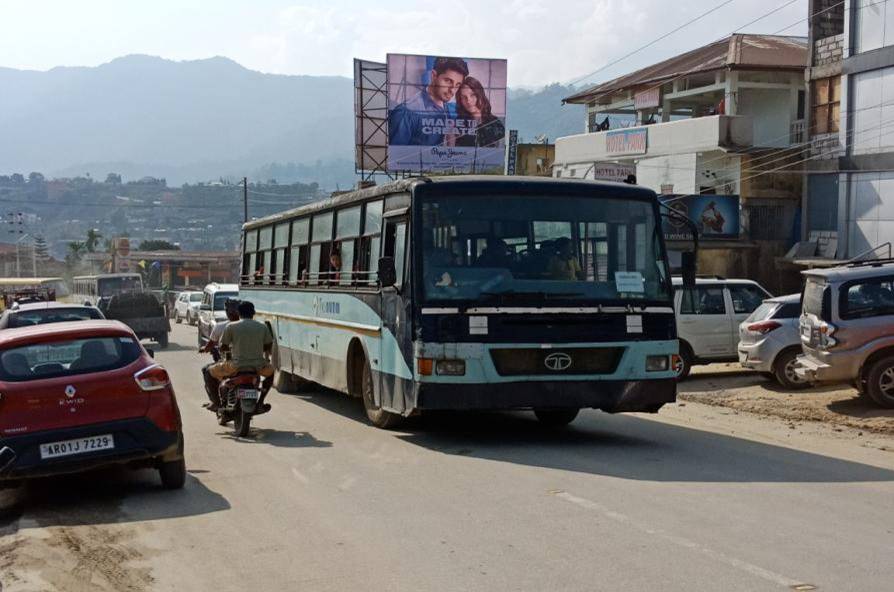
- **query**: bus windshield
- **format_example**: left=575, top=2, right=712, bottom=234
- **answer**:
left=96, top=276, right=142, bottom=296
left=420, top=194, right=671, bottom=304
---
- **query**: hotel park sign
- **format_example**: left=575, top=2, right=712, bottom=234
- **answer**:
left=605, top=128, right=648, bottom=156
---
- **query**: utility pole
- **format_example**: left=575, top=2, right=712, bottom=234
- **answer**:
left=243, top=177, right=248, bottom=223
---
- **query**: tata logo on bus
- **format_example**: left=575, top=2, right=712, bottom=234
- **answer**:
left=544, top=352, right=573, bottom=372
left=605, top=128, right=647, bottom=156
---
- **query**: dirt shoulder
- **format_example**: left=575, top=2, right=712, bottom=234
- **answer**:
left=678, top=363, right=894, bottom=437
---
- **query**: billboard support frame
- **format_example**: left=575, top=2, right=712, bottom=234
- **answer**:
left=354, top=59, right=395, bottom=182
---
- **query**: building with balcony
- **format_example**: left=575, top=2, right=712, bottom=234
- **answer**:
left=556, top=34, right=808, bottom=292
left=801, top=1, right=894, bottom=262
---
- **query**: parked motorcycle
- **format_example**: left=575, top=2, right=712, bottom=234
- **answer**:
left=216, top=371, right=270, bottom=437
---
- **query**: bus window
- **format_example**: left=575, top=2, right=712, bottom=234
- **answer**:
left=335, top=205, right=361, bottom=286
left=384, top=219, right=408, bottom=288
left=243, top=229, right=258, bottom=285
left=258, top=226, right=273, bottom=285
left=360, top=200, right=383, bottom=285
left=311, top=212, right=334, bottom=285
left=273, top=222, right=290, bottom=285
left=289, top=218, right=310, bottom=285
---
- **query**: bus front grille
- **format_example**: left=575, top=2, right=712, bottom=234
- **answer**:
left=489, top=347, right=624, bottom=376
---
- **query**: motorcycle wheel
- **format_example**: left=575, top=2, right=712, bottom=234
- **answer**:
left=216, top=409, right=230, bottom=426
left=234, top=408, right=252, bottom=437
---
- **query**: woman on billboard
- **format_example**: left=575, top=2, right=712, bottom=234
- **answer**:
left=452, top=76, right=505, bottom=148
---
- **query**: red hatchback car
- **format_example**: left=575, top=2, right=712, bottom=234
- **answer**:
left=0, top=320, right=185, bottom=489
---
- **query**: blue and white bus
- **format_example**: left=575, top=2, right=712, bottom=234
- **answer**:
left=241, top=176, right=685, bottom=428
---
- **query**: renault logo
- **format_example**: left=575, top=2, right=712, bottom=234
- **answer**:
left=64, top=385, right=76, bottom=398
left=544, top=352, right=573, bottom=372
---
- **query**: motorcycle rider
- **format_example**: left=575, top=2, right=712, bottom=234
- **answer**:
left=200, top=298, right=240, bottom=410
left=209, top=300, right=275, bottom=407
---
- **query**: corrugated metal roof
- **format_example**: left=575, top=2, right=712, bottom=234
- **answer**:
left=563, top=34, right=807, bottom=105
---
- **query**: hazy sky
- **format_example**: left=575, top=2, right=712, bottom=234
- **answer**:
left=0, top=0, right=807, bottom=87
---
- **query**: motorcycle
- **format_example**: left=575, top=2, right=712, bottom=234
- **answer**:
left=216, top=370, right=270, bottom=437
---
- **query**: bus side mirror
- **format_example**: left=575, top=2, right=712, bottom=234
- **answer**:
left=681, top=251, right=697, bottom=289
left=378, top=257, right=397, bottom=287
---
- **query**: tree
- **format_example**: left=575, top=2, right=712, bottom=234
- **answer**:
left=33, top=236, right=50, bottom=261
left=28, top=172, right=45, bottom=185
left=138, top=239, right=180, bottom=251
left=85, top=228, right=102, bottom=253
left=10, top=173, right=24, bottom=185
left=105, top=172, right=122, bottom=184
left=65, top=241, right=87, bottom=269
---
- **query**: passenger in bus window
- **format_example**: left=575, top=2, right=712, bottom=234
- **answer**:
left=477, top=238, right=513, bottom=269
left=329, top=249, right=342, bottom=283
left=548, top=238, right=585, bottom=281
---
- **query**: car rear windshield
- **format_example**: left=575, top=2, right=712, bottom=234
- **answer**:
left=745, top=302, right=777, bottom=323
left=0, top=336, right=142, bottom=382
left=774, top=302, right=801, bottom=319
left=8, top=307, right=103, bottom=328
left=803, top=279, right=830, bottom=321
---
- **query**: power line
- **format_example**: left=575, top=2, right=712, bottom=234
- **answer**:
left=568, top=0, right=739, bottom=87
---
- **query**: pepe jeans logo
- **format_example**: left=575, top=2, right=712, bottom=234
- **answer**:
left=544, top=352, right=573, bottom=372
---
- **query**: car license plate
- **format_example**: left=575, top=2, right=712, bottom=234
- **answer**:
left=238, top=388, right=260, bottom=400
left=39, top=434, right=114, bottom=459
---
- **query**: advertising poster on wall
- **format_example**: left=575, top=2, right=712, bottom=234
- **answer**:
left=387, top=54, right=507, bottom=173
left=661, top=194, right=740, bottom=240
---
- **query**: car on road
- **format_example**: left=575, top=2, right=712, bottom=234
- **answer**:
left=197, top=283, right=239, bottom=346
left=737, top=293, right=810, bottom=389
left=672, top=277, right=772, bottom=378
left=173, top=291, right=203, bottom=325
left=0, top=302, right=104, bottom=329
left=0, top=320, right=185, bottom=489
left=796, top=260, right=894, bottom=408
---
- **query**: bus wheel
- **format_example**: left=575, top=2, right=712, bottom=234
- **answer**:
left=534, top=408, right=579, bottom=427
left=361, top=359, right=402, bottom=429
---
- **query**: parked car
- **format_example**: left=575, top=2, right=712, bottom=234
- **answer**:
left=737, top=293, right=810, bottom=389
left=173, top=291, right=203, bottom=325
left=0, top=320, right=185, bottom=490
left=672, top=277, right=772, bottom=378
left=796, top=260, right=894, bottom=408
left=197, top=283, right=239, bottom=346
left=0, top=302, right=104, bottom=329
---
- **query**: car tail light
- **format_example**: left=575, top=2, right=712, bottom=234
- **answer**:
left=747, top=321, right=781, bottom=334
left=134, top=365, right=171, bottom=391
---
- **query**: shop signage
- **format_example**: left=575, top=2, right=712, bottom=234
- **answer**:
left=660, top=194, right=740, bottom=240
left=605, top=128, right=647, bottom=156
left=634, top=87, right=660, bottom=110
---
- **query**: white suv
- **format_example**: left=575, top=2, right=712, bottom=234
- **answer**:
left=672, top=277, right=771, bottom=378
left=197, top=283, right=239, bottom=347
left=173, top=291, right=203, bottom=325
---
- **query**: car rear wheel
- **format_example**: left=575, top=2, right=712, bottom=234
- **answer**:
left=158, top=457, right=186, bottom=490
left=866, top=355, right=894, bottom=409
left=534, top=408, right=579, bottom=427
left=674, top=344, right=693, bottom=380
left=157, top=333, right=169, bottom=349
left=175, top=311, right=182, bottom=324
left=773, top=348, right=811, bottom=390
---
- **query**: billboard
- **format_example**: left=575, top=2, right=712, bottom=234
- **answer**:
left=386, top=54, right=507, bottom=173
left=661, top=195, right=740, bottom=240
left=353, top=59, right=389, bottom=175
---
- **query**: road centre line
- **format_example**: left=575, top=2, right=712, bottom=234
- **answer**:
left=552, top=490, right=805, bottom=589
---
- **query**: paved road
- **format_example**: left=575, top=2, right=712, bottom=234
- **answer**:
left=2, top=324, right=894, bottom=591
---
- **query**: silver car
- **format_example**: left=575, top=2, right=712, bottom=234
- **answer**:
left=737, top=293, right=809, bottom=389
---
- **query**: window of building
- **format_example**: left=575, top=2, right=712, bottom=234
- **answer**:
left=812, top=76, right=840, bottom=135
left=855, top=0, right=894, bottom=54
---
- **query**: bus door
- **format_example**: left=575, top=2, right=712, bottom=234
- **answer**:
left=380, top=213, right=411, bottom=411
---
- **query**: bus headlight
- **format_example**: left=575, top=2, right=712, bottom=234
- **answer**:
left=436, top=360, right=466, bottom=376
left=646, top=355, right=670, bottom=372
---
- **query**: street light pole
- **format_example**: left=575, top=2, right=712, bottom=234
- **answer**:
left=15, top=233, right=30, bottom=278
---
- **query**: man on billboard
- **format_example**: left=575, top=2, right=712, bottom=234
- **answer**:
left=388, top=57, right=469, bottom=146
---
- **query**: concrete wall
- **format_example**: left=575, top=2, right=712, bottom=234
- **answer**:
left=737, top=88, right=794, bottom=148
left=636, top=154, right=698, bottom=194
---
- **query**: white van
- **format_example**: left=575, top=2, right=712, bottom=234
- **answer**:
left=672, top=277, right=771, bottom=378
left=197, top=283, right=239, bottom=347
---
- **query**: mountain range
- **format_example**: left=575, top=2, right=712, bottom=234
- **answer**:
left=0, top=55, right=586, bottom=188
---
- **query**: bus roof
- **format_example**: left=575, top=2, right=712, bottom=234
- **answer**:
left=0, top=277, right=64, bottom=286
left=242, top=176, right=657, bottom=231
left=72, top=273, right=142, bottom=280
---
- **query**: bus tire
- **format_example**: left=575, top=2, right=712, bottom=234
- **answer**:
left=361, top=358, right=402, bottom=429
left=534, top=408, right=579, bottom=427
